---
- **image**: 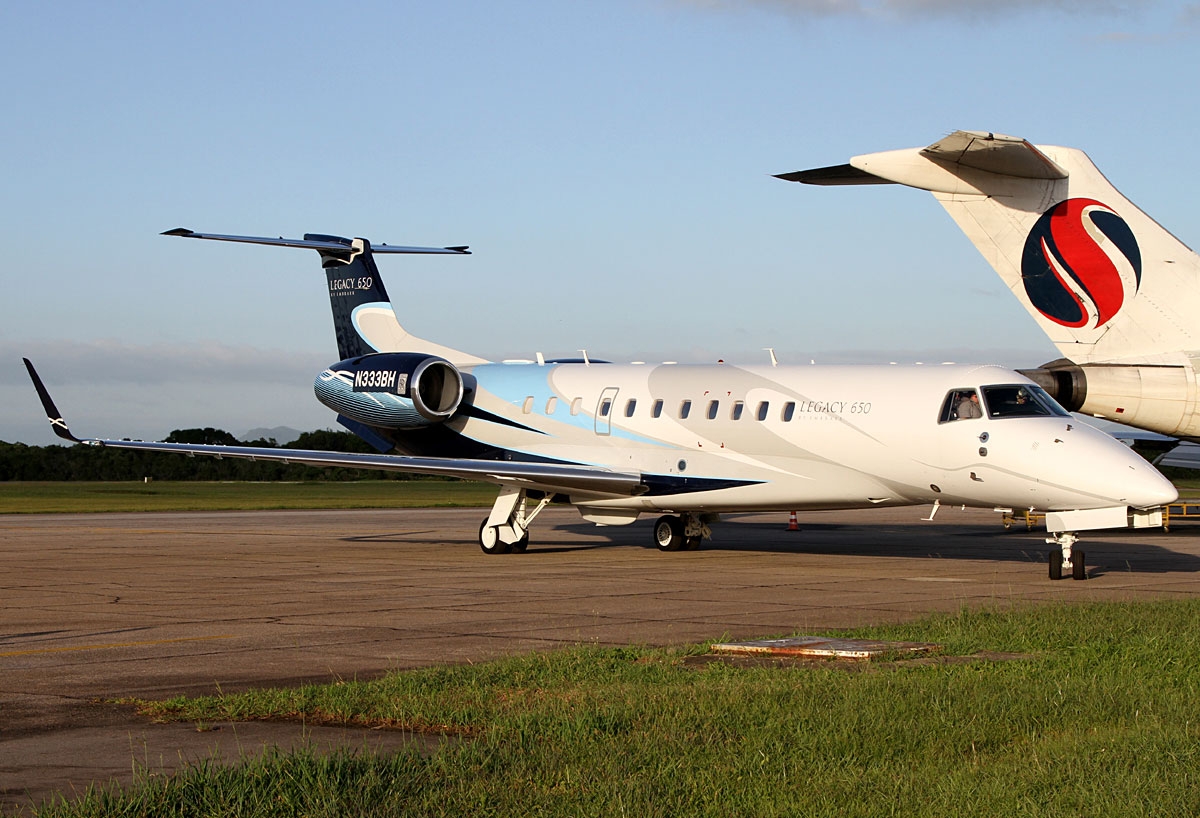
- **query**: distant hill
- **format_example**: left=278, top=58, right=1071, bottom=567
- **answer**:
left=240, top=426, right=302, bottom=445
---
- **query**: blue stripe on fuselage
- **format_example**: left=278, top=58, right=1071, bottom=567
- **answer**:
left=469, top=362, right=668, bottom=448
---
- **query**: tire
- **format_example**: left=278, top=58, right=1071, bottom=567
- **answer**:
left=684, top=536, right=702, bottom=551
left=479, top=520, right=512, bottom=555
left=653, top=516, right=684, bottom=552
left=511, top=533, right=530, bottom=553
left=1049, top=551, right=1063, bottom=581
left=1072, top=551, right=1087, bottom=581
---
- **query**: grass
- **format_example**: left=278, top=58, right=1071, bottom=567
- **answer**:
left=1172, top=477, right=1200, bottom=500
left=33, top=600, right=1200, bottom=817
left=0, top=480, right=497, bottom=514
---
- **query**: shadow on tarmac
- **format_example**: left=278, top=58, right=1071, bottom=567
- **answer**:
left=343, top=515, right=1200, bottom=574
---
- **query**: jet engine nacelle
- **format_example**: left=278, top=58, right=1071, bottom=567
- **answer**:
left=1019, top=361, right=1200, bottom=439
left=314, top=353, right=464, bottom=429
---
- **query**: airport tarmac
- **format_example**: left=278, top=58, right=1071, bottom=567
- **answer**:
left=4, top=505, right=1200, bottom=812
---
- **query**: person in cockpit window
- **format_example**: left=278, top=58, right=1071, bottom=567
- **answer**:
left=957, top=391, right=982, bottom=419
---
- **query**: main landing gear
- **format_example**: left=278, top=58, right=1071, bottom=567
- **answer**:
left=1046, top=531, right=1087, bottom=581
left=652, top=513, right=710, bottom=552
left=478, top=487, right=552, bottom=555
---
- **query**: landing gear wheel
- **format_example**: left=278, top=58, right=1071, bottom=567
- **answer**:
left=479, top=520, right=512, bottom=555
left=684, top=536, right=702, bottom=551
left=1072, top=551, right=1087, bottom=581
left=1049, top=551, right=1063, bottom=581
left=653, top=516, right=684, bottom=552
left=511, top=533, right=530, bottom=553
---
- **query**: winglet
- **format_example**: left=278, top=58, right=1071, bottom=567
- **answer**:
left=22, top=359, right=84, bottom=443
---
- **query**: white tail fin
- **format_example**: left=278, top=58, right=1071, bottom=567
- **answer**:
left=781, top=130, right=1200, bottom=367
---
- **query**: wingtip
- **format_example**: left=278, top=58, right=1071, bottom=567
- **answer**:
left=161, top=227, right=195, bottom=237
left=22, top=358, right=83, bottom=443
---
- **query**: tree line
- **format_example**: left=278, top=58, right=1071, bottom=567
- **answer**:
left=0, top=429, right=425, bottom=481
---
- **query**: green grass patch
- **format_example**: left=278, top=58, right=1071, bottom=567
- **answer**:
left=0, top=480, right=496, bottom=513
left=1171, top=477, right=1200, bottom=499
left=37, top=600, right=1200, bottom=817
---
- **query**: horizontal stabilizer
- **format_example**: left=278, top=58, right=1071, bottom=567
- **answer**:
left=777, top=130, right=1068, bottom=192
left=162, top=228, right=470, bottom=255
left=920, top=131, right=1067, bottom=180
left=774, top=164, right=891, bottom=186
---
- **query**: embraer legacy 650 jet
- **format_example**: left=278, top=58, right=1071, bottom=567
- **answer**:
left=782, top=130, right=1200, bottom=443
left=25, top=228, right=1176, bottom=580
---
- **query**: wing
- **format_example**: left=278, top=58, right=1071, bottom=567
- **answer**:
left=23, top=359, right=644, bottom=498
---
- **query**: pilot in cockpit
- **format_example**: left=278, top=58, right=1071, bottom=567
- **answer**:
left=956, top=390, right=982, bottom=420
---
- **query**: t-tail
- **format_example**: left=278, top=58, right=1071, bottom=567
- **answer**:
left=779, top=130, right=1200, bottom=439
left=162, top=229, right=487, bottom=453
left=161, top=228, right=485, bottom=366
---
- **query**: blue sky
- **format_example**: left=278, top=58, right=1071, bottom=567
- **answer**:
left=3, top=0, right=1198, bottom=444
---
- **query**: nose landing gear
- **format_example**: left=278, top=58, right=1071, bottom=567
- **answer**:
left=478, top=487, right=550, bottom=555
left=1046, top=531, right=1086, bottom=581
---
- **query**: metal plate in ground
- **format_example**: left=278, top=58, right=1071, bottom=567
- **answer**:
left=711, top=637, right=940, bottom=660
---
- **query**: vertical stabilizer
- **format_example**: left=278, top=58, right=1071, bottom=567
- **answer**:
left=779, top=131, right=1200, bottom=367
left=311, top=234, right=391, bottom=360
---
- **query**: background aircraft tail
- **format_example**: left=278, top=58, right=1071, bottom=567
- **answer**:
left=780, top=130, right=1200, bottom=368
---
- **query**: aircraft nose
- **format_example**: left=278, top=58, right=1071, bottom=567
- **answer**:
left=1043, top=423, right=1178, bottom=509
left=1122, top=461, right=1178, bottom=508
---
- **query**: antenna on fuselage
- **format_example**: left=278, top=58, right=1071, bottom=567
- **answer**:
left=764, top=348, right=778, bottom=367
left=579, top=349, right=591, bottom=366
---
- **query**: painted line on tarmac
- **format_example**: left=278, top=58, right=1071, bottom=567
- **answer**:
left=0, top=634, right=234, bottom=657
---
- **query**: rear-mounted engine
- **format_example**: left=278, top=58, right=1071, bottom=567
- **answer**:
left=314, top=353, right=464, bottom=428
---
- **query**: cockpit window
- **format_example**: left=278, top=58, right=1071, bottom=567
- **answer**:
left=939, top=389, right=982, bottom=423
left=981, top=384, right=1070, bottom=419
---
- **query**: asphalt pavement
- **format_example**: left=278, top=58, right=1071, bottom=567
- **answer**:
left=4, top=505, right=1200, bottom=813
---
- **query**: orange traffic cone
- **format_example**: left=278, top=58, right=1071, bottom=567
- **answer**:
left=786, top=511, right=799, bottom=531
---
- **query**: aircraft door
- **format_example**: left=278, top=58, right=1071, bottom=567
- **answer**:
left=932, top=387, right=992, bottom=478
left=595, top=387, right=619, bottom=436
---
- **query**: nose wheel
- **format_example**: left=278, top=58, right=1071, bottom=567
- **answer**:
left=478, top=486, right=547, bottom=555
left=1046, top=531, right=1086, bottom=580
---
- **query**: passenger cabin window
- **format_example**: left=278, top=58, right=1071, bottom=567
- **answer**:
left=599, top=399, right=612, bottom=417
left=545, top=396, right=558, bottom=415
left=940, top=389, right=981, bottom=423
left=522, top=396, right=534, bottom=414
left=652, top=399, right=664, bottom=418
left=981, top=384, right=1070, bottom=419
left=625, top=398, right=637, bottom=418
left=707, top=400, right=719, bottom=420
left=782, top=402, right=796, bottom=422
left=757, top=401, right=769, bottom=421
left=570, top=397, right=582, bottom=416
left=679, top=400, right=692, bottom=419
left=731, top=401, right=744, bottom=420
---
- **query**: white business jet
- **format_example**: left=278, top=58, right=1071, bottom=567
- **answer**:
left=24, top=228, right=1176, bottom=580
